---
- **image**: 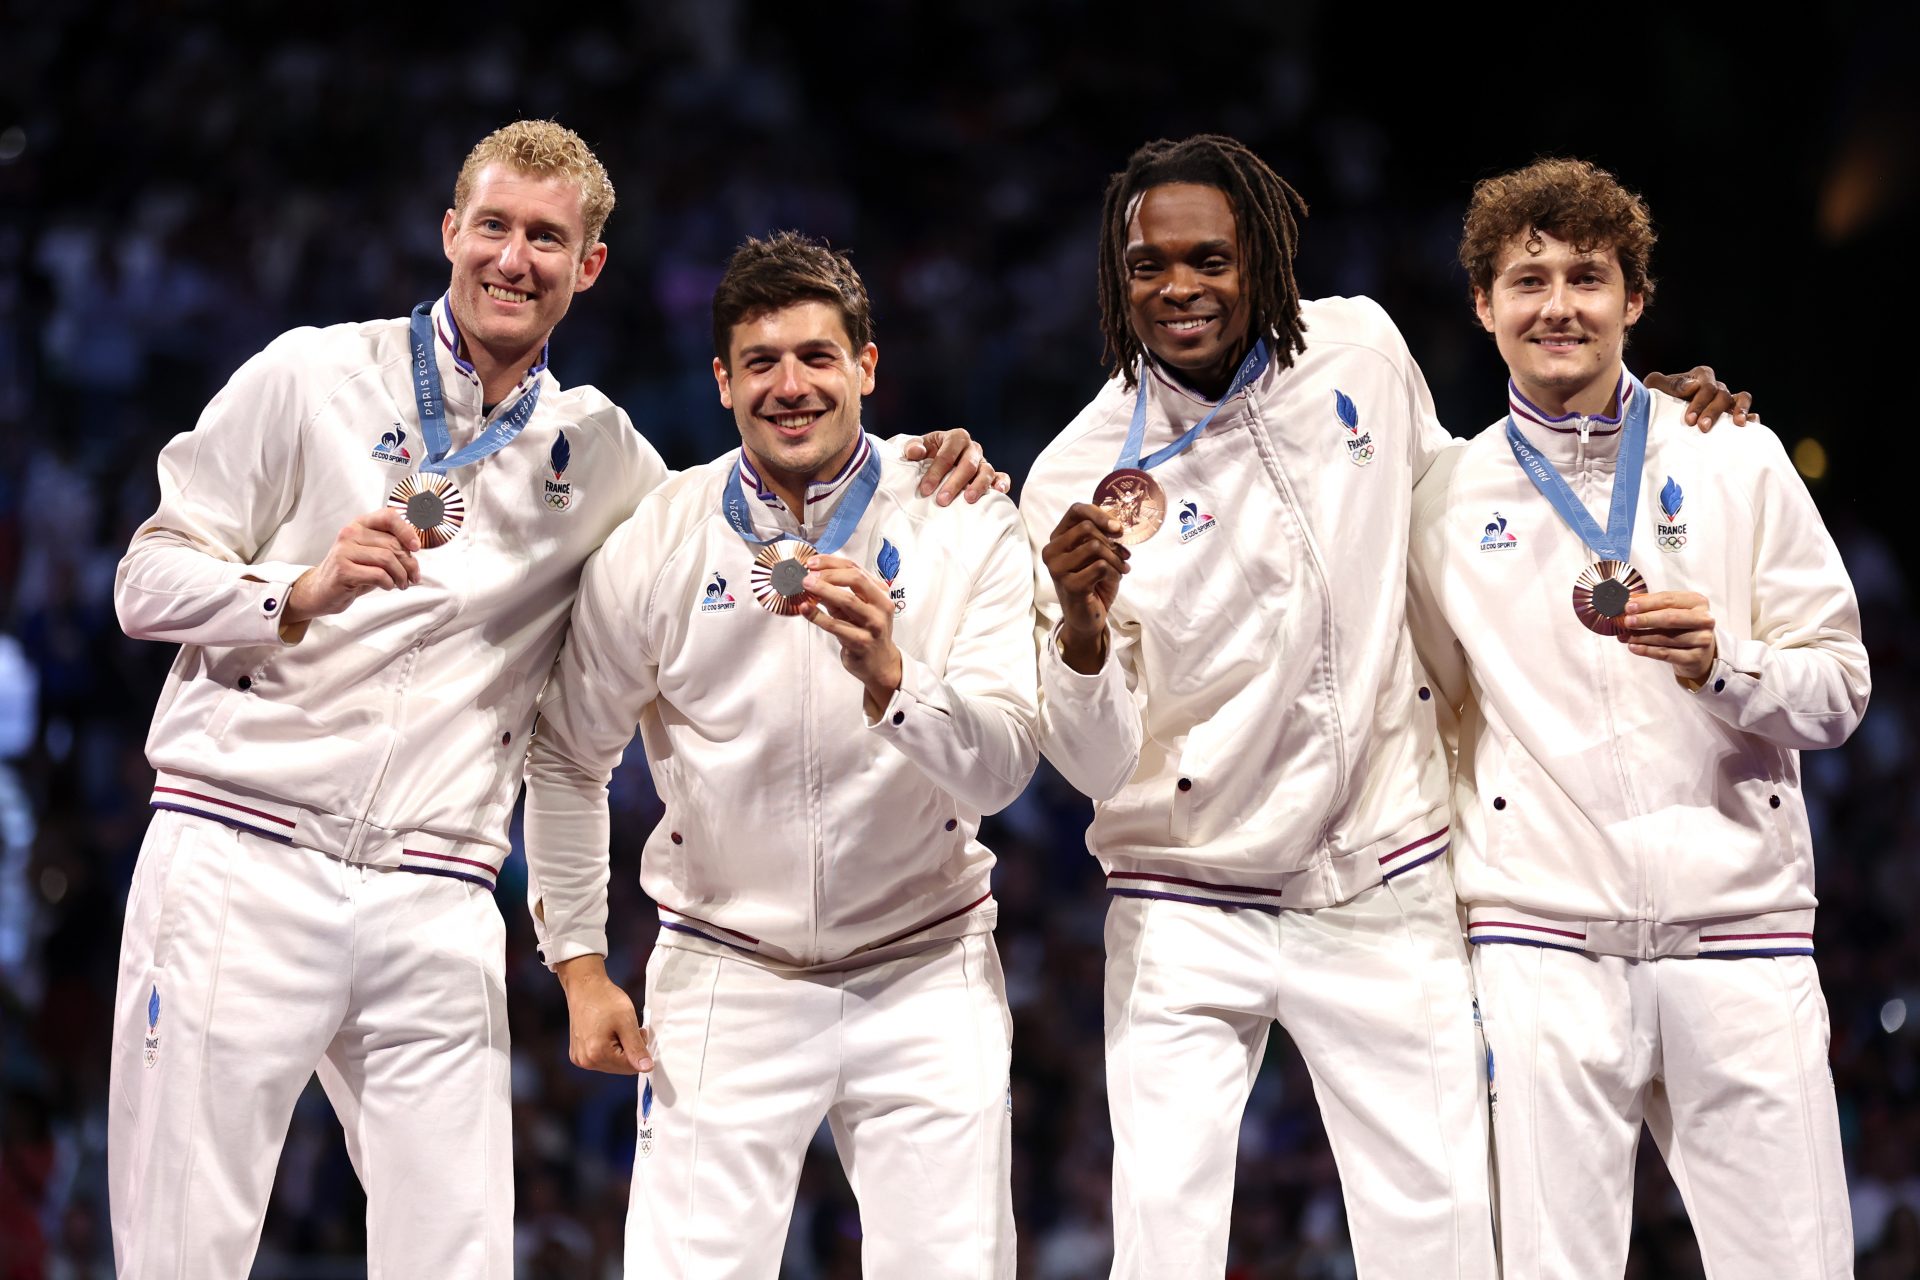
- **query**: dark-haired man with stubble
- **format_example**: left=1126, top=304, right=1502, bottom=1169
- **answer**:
left=1019, top=135, right=1752, bottom=1278
left=1408, top=158, right=1864, bottom=1279
left=523, top=232, right=1036, bottom=1277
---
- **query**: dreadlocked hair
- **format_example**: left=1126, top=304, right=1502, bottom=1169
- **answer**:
left=1096, top=135, right=1310, bottom=389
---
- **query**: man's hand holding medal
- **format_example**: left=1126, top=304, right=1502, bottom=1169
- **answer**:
left=1043, top=504, right=1131, bottom=675
left=280, top=509, right=423, bottom=641
left=1622, top=590, right=1718, bottom=686
left=797, top=553, right=906, bottom=722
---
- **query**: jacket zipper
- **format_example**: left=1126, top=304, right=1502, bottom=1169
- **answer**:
left=1241, top=389, right=1350, bottom=849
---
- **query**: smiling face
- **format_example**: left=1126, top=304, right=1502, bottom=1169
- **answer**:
left=714, top=300, right=877, bottom=508
left=1476, top=229, right=1645, bottom=417
left=441, top=163, right=607, bottom=397
left=1122, top=183, right=1253, bottom=398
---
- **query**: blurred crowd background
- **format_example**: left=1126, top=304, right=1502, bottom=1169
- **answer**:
left=3, top=2, right=1917, bottom=1277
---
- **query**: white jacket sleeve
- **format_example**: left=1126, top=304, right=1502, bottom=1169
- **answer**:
left=1020, top=488, right=1142, bottom=802
left=867, top=494, right=1039, bottom=814
left=114, top=337, right=320, bottom=647
left=523, top=503, right=666, bottom=967
left=1691, top=427, right=1870, bottom=750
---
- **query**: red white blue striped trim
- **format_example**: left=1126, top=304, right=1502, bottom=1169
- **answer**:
left=1508, top=372, right=1633, bottom=436
left=737, top=434, right=873, bottom=511
left=658, top=904, right=762, bottom=955
left=1378, top=827, right=1449, bottom=879
left=1107, top=871, right=1285, bottom=914
left=150, top=786, right=296, bottom=844
left=1468, top=918, right=1590, bottom=953
left=398, top=848, right=503, bottom=892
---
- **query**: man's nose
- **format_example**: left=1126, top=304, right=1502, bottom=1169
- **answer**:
left=774, top=358, right=809, bottom=399
left=496, top=233, right=531, bottom=277
left=1161, top=264, right=1203, bottom=303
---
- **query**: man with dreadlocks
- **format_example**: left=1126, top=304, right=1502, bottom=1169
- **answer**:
left=1018, top=134, right=1749, bottom=1277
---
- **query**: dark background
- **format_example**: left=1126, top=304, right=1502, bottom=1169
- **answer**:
left=2, top=2, right=1917, bottom=1276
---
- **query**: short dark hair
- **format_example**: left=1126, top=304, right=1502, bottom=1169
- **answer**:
left=1097, top=135, right=1311, bottom=388
left=1459, top=158, right=1657, bottom=311
left=710, top=231, right=874, bottom=365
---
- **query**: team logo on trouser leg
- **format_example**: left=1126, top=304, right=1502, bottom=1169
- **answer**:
left=143, top=984, right=161, bottom=1068
left=637, top=1077, right=655, bottom=1158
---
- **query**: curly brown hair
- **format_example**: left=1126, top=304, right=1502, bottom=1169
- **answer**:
left=454, top=120, right=616, bottom=250
left=1459, top=158, right=1656, bottom=311
left=710, top=231, right=873, bottom=366
left=1097, top=135, right=1310, bottom=389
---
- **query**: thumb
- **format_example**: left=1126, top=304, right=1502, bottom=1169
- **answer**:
left=618, top=1017, right=654, bottom=1073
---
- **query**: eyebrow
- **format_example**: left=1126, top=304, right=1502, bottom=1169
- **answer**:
left=1127, top=237, right=1234, bottom=257
left=736, top=340, right=846, bottom=360
left=470, top=206, right=570, bottom=239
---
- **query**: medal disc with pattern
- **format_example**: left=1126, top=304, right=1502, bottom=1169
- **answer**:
left=751, top=539, right=818, bottom=615
left=1572, top=559, right=1648, bottom=635
left=1092, top=468, right=1166, bottom=545
left=386, top=473, right=466, bottom=548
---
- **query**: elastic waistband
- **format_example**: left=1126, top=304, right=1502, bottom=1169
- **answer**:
left=1466, top=904, right=1816, bottom=959
left=656, top=891, right=996, bottom=973
left=1104, top=817, right=1449, bottom=912
left=150, top=773, right=507, bottom=891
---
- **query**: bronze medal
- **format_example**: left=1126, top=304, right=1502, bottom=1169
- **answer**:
left=386, top=473, right=465, bottom=548
left=1092, top=468, right=1166, bottom=546
left=751, top=539, right=818, bottom=616
left=1572, top=559, right=1648, bottom=636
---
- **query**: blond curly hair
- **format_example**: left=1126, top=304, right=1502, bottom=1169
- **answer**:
left=453, top=120, right=615, bottom=250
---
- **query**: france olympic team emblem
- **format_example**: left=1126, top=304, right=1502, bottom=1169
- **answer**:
left=1177, top=500, right=1217, bottom=543
left=1479, top=512, right=1519, bottom=551
left=544, top=432, right=575, bottom=511
left=1656, top=476, right=1688, bottom=552
left=878, top=538, right=906, bottom=613
left=144, top=985, right=161, bottom=1068
left=1335, top=390, right=1375, bottom=466
left=699, top=572, right=737, bottom=614
left=637, top=1078, right=655, bottom=1158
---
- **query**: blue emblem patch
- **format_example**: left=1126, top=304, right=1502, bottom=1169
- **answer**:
left=638, top=1077, right=656, bottom=1158
left=878, top=538, right=906, bottom=613
left=1656, top=476, right=1688, bottom=553
left=1335, top=390, right=1374, bottom=465
left=544, top=431, right=575, bottom=511
left=143, top=984, right=162, bottom=1068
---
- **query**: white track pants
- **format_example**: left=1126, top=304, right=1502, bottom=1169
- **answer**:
left=1105, top=860, right=1496, bottom=1279
left=108, top=812, right=512, bottom=1278
left=629, top=934, right=1014, bottom=1279
left=1474, top=944, right=1852, bottom=1279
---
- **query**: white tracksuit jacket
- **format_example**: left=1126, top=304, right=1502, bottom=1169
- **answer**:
left=1406, top=377, right=1870, bottom=957
left=115, top=297, right=667, bottom=889
left=1019, top=297, right=1455, bottom=909
left=523, top=439, right=1039, bottom=972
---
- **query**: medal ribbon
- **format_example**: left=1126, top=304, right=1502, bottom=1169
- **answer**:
left=408, top=300, right=544, bottom=475
left=1505, top=373, right=1648, bottom=562
left=1117, top=340, right=1270, bottom=472
left=722, top=434, right=884, bottom=554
